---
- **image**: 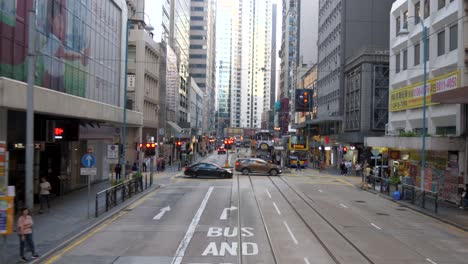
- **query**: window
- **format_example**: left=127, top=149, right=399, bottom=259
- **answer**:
left=436, top=126, right=456, bottom=135
left=190, top=25, right=204, bottom=30
left=191, top=7, right=204, bottom=11
left=190, top=44, right=204, bottom=49
left=438, top=0, right=445, bottom=9
left=190, top=16, right=204, bottom=21
left=396, top=53, right=400, bottom=73
left=437, top=30, right=445, bottom=56
left=396, top=16, right=401, bottom=34
left=190, top=35, right=205, bottom=40
left=189, top=54, right=207, bottom=59
left=403, top=49, right=408, bottom=70
left=403, top=11, right=408, bottom=29
left=414, top=43, right=421, bottom=65
left=449, top=24, right=458, bottom=51
left=424, top=0, right=430, bottom=18
left=415, top=2, right=421, bottom=24
left=425, top=39, right=430, bottom=61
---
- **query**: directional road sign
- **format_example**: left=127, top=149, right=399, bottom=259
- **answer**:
left=81, top=154, right=96, bottom=168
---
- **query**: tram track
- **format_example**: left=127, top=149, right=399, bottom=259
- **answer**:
left=268, top=175, right=375, bottom=264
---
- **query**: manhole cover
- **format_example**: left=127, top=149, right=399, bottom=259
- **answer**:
left=376, top=213, right=389, bottom=216
left=354, top=200, right=366, bottom=203
left=396, top=208, right=407, bottom=211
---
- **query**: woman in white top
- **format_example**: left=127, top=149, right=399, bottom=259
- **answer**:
left=39, top=177, right=51, bottom=213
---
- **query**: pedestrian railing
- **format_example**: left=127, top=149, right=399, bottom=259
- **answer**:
left=95, top=174, right=153, bottom=217
left=366, top=175, right=438, bottom=214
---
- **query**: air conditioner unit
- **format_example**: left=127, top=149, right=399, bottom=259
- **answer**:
left=385, top=124, right=398, bottom=136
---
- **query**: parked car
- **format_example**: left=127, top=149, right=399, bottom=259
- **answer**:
left=184, top=162, right=233, bottom=178
left=235, top=158, right=282, bottom=176
left=217, top=146, right=227, bottom=154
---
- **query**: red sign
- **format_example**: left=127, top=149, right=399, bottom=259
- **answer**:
left=325, top=136, right=330, bottom=145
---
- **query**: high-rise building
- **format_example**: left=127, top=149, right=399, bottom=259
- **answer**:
left=279, top=0, right=318, bottom=133
left=146, top=0, right=191, bottom=136
left=189, top=0, right=216, bottom=135
left=216, top=0, right=273, bottom=130
left=215, top=0, right=234, bottom=135
left=316, top=0, right=393, bottom=166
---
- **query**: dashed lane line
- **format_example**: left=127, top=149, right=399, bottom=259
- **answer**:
left=266, top=189, right=272, bottom=198
left=318, top=189, right=323, bottom=193
left=304, top=257, right=311, bottom=264
left=426, top=258, right=438, bottom=264
left=339, top=203, right=348, bottom=208
left=370, top=223, right=382, bottom=230
left=272, top=202, right=282, bottom=215
left=283, top=221, right=299, bottom=245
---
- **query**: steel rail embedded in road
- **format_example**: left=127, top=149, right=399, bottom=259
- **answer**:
left=245, top=175, right=279, bottom=264
left=271, top=176, right=376, bottom=264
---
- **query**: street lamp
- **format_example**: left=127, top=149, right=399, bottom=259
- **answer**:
left=122, top=12, right=154, bottom=174
left=398, top=16, right=428, bottom=190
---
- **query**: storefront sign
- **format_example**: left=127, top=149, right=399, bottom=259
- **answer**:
left=0, top=196, right=14, bottom=235
left=390, top=70, right=460, bottom=112
left=389, top=150, right=401, bottom=160
left=0, top=142, right=7, bottom=196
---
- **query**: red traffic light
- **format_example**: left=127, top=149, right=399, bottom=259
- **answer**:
left=139, top=143, right=143, bottom=148
left=151, top=143, right=156, bottom=148
left=146, top=143, right=151, bottom=148
left=343, top=147, right=348, bottom=153
left=224, top=140, right=228, bottom=144
left=54, top=127, right=64, bottom=136
left=176, top=141, right=182, bottom=146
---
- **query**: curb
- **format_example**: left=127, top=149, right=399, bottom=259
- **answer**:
left=361, top=186, right=468, bottom=233
left=32, top=183, right=161, bottom=264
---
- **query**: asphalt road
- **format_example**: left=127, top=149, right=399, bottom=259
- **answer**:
left=41, top=151, right=468, bottom=264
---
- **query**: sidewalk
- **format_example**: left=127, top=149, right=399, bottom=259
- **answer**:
left=0, top=170, right=177, bottom=263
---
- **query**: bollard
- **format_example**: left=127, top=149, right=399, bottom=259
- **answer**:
left=95, top=194, right=98, bottom=217
left=422, top=190, right=426, bottom=209
left=105, top=190, right=109, bottom=212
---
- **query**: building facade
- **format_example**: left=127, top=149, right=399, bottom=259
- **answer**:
left=0, top=0, right=141, bottom=203
left=189, top=0, right=216, bottom=135
left=315, top=0, right=393, bottom=166
left=366, top=0, right=468, bottom=197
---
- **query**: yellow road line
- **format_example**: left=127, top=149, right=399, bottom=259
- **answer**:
left=44, top=189, right=159, bottom=263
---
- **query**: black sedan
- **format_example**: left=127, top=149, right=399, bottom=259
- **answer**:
left=184, top=162, right=233, bottom=178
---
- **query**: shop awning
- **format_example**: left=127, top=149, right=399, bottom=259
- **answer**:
left=432, top=86, right=468, bottom=104
left=166, top=121, right=183, bottom=133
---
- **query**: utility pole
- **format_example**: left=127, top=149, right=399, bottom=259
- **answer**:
left=25, top=7, right=37, bottom=210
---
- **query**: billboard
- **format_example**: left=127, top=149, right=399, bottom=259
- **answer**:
left=295, top=89, right=313, bottom=112
left=0, top=0, right=123, bottom=106
left=390, top=70, right=460, bottom=112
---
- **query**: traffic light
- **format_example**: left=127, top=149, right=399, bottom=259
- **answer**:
left=176, top=141, right=183, bottom=148
left=295, top=89, right=313, bottom=112
left=145, top=143, right=156, bottom=156
left=343, top=147, right=348, bottom=154
left=224, top=139, right=228, bottom=145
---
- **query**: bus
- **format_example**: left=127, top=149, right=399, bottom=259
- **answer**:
left=287, top=135, right=309, bottom=168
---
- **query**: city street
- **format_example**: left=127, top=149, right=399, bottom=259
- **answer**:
left=39, top=152, right=468, bottom=264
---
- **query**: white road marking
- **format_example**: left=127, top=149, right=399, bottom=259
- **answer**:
left=266, top=189, right=272, bottom=198
left=339, top=203, right=348, bottom=208
left=371, top=223, right=382, bottom=230
left=426, top=258, right=438, bottom=264
left=219, top=206, right=238, bottom=220
left=283, top=221, right=299, bottom=245
left=153, top=206, right=171, bottom=220
left=304, top=257, right=311, bottom=264
left=171, top=186, right=214, bottom=264
left=272, top=202, right=282, bottom=215
left=318, top=189, right=323, bottom=193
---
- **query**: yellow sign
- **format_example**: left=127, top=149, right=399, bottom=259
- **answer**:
left=390, top=70, right=460, bottom=112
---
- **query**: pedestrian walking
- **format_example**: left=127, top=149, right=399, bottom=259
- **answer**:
left=115, top=163, right=122, bottom=180
left=17, top=208, right=39, bottom=262
left=142, top=161, right=147, bottom=172
left=355, top=163, right=362, bottom=177
left=460, top=184, right=468, bottom=209
left=39, top=177, right=51, bottom=213
left=340, top=161, right=346, bottom=176
left=132, top=162, right=138, bottom=173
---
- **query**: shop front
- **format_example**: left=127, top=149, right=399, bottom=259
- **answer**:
left=365, top=136, right=465, bottom=204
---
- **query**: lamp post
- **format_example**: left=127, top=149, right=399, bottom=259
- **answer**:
left=122, top=12, right=154, bottom=175
left=399, top=16, right=427, bottom=190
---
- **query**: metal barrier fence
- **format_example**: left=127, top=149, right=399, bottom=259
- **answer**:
left=95, top=174, right=153, bottom=217
left=367, top=175, right=438, bottom=214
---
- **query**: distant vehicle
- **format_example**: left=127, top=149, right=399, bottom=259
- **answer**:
left=217, top=146, right=227, bottom=154
left=184, top=162, right=233, bottom=178
left=235, top=158, right=282, bottom=176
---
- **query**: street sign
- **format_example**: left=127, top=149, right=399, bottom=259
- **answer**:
left=371, top=149, right=380, bottom=157
left=80, top=167, right=97, bottom=176
left=274, top=146, right=284, bottom=150
left=371, top=156, right=381, bottom=160
left=107, top=145, right=119, bottom=159
left=81, top=154, right=96, bottom=168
